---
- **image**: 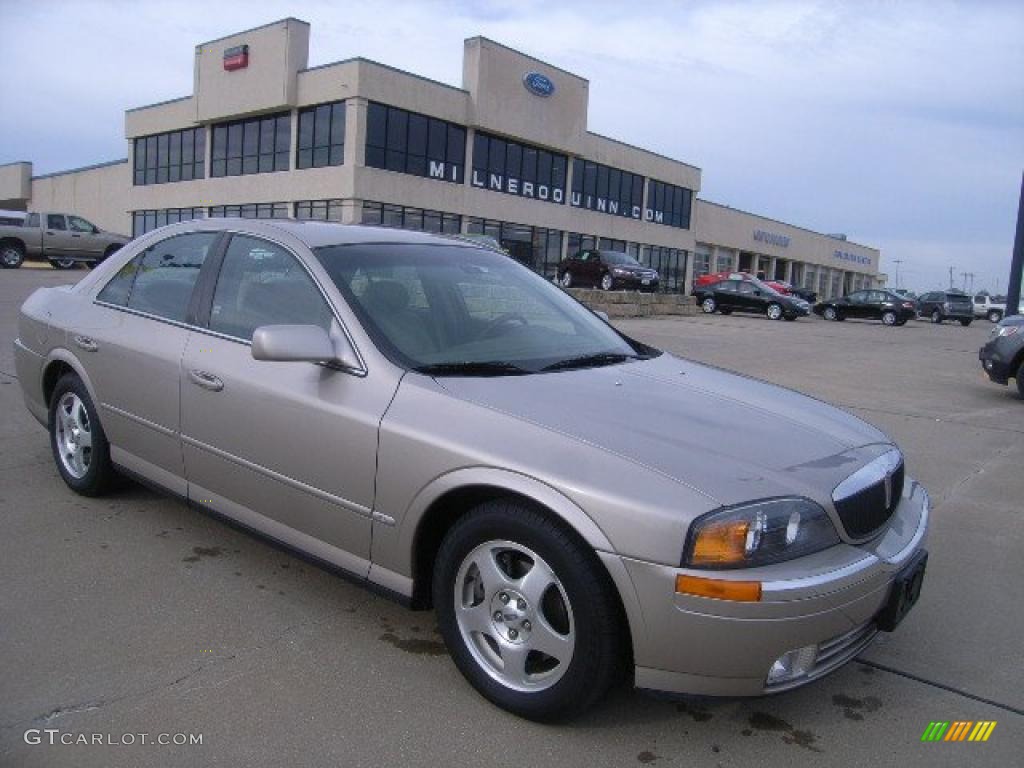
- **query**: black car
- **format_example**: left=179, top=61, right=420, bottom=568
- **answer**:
left=813, top=289, right=918, bottom=326
left=917, top=290, right=973, bottom=326
left=693, top=278, right=811, bottom=321
left=558, top=249, right=660, bottom=292
left=979, top=315, right=1024, bottom=398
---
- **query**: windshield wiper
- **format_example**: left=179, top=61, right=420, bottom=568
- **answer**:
left=541, top=352, right=642, bottom=372
left=413, top=361, right=530, bottom=377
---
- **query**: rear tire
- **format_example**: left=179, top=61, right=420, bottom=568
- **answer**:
left=959, top=319, right=972, bottom=327
left=48, top=373, right=115, bottom=496
left=882, top=310, right=897, bottom=326
left=930, top=309, right=943, bottom=324
left=766, top=303, right=783, bottom=321
left=560, top=271, right=573, bottom=289
left=988, top=310, right=1003, bottom=323
left=433, top=500, right=624, bottom=722
left=701, top=297, right=716, bottom=314
left=600, top=273, right=614, bottom=291
left=1, top=243, right=25, bottom=269
left=823, top=306, right=838, bottom=321
left=49, top=258, right=77, bottom=270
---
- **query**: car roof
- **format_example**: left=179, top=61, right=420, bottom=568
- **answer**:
left=154, top=217, right=481, bottom=250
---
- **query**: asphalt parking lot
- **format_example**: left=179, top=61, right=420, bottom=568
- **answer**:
left=1, top=267, right=1021, bottom=767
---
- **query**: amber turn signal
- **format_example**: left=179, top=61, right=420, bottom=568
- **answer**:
left=675, top=574, right=762, bottom=602
left=690, top=519, right=749, bottom=566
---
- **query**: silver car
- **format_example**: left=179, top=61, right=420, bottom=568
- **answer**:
left=14, top=219, right=929, bottom=721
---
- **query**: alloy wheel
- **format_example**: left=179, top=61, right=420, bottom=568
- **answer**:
left=453, top=539, right=575, bottom=693
left=882, top=311, right=897, bottom=326
left=1, top=246, right=23, bottom=268
left=823, top=306, right=837, bottom=321
left=701, top=298, right=716, bottom=313
left=55, top=392, right=92, bottom=479
left=600, top=274, right=613, bottom=291
left=767, top=303, right=783, bottom=320
left=560, top=272, right=572, bottom=289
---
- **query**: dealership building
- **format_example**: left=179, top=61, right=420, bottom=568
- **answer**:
left=0, top=18, right=882, bottom=297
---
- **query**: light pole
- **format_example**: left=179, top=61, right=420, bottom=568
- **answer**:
left=892, top=259, right=902, bottom=290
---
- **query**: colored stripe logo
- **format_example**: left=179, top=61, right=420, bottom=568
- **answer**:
left=921, top=721, right=996, bottom=742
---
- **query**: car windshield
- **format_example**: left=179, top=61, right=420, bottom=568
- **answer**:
left=601, top=251, right=641, bottom=267
left=313, top=243, right=656, bottom=374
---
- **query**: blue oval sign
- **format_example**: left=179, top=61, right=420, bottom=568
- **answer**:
left=523, top=72, right=555, bottom=98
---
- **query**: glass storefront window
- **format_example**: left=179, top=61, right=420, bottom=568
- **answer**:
left=366, top=102, right=466, bottom=184
left=571, top=159, right=644, bottom=220
left=471, top=132, right=566, bottom=205
left=134, top=128, right=205, bottom=186
left=297, top=101, right=345, bottom=169
left=211, top=114, right=290, bottom=177
left=295, top=199, right=344, bottom=221
left=362, top=201, right=461, bottom=234
left=131, top=208, right=206, bottom=237
left=644, top=178, right=693, bottom=229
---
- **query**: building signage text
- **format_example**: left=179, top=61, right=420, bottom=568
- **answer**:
left=833, top=250, right=872, bottom=266
left=471, top=170, right=564, bottom=203
left=570, top=192, right=667, bottom=223
left=753, top=229, right=790, bottom=248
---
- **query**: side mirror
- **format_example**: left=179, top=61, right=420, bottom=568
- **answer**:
left=754, top=290, right=762, bottom=296
left=594, top=310, right=610, bottom=323
left=251, top=322, right=361, bottom=371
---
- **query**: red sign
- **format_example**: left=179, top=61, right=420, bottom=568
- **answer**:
left=223, top=45, right=249, bottom=71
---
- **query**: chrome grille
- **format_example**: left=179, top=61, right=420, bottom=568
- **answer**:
left=832, top=450, right=904, bottom=539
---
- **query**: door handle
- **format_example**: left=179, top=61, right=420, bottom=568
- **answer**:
left=73, top=335, right=98, bottom=352
left=188, top=369, right=224, bottom=392
left=71, top=233, right=81, bottom=238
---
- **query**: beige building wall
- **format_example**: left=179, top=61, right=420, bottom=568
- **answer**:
left=0, top=162, right=32, bottom=210
left=29, top=161, right=131, bottom=235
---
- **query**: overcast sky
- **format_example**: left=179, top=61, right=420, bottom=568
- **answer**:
left=2, top=0, right=1021, bottom=292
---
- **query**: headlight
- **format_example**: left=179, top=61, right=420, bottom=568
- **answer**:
left=612, top=267, right=629, bottom=276
left=683, top=498, right=840, bottom=569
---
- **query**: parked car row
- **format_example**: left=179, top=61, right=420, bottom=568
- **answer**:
left=0, top=211, right=128, bottom=269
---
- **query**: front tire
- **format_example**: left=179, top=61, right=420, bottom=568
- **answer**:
left=700, top=297, right=717, bottom=314
left=434, top=501, right=624, bottom=722
left=1, top=243, right=25, bottom=269
left=931, top=309, right=943, bottom=324
left=560, top=271, right=573, bottom=289
left=49, top=258, right=77, bottom=270
left=48, top=373, right=115, bottom=496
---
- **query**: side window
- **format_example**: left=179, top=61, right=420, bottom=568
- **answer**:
left=849, top=291, right=866, bottom=303
left=209, top=235, right=333, bottom=341
left=68, top=216, right=95, bottom=233
left=127, top=232, right=218, bottom=322
left=97, top=252, right=144, bottom=306
left=26, top=213, right=39, bottom=228
left=737, top=281, right=756, bottom=295
left=47, top=215, right=67, bottom=230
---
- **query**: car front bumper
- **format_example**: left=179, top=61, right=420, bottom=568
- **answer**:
left=611, top=275, right=660, bottom=292
left=979, top=339, right=1018, bottom=384
left=611, top=479, right=930, bottom=697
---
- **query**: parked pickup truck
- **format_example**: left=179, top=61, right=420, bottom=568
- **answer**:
left=973, top=294, right=1008, bottom=323
left=0, top=212, right=129, bottom=270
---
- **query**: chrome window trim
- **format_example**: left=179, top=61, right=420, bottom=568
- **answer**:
left=832, top=448, right=902, bottom=503
left=91, top=227, right=369, bottom=377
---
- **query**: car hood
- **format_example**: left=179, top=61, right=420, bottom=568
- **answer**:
left=435, top=353, right=892, bottom=506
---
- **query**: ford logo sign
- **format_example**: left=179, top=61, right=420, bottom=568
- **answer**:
left=523, top=72, right=555, bottom=97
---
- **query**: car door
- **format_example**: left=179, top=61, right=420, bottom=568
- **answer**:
left=713, top=280, right=739, bottom=310
left=81, top=231, right=221, bottom=494
left=866, top=291, right=891, bottom=320
left=179, top=232, right=384, bottom=568
left=43, top=214, right=76, bottom=258
left=735, top=280, right=760, bottom=313
left=845, top=291, right=869, bottom=318
left=67, top=215, right=104, bottom=258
